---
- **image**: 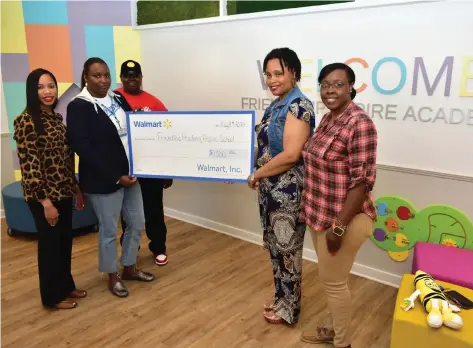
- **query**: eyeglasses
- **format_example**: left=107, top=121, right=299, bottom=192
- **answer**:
left=319, top=81, right=345, bottom=90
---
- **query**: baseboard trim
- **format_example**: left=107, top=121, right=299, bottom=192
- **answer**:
left=0, top=209, right=4, bottom=218
left=164, top=207, right=401, bottom=288
left=377, top=163, right=472, bottom=183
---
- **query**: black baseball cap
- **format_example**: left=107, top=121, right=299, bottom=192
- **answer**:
left=120, top=60, right=142, bottom=76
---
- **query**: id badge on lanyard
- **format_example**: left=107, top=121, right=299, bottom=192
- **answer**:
left=118, top=127, right=127, bottom=138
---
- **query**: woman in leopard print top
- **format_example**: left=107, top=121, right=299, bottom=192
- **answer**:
left=13, top=68, right=87, bottom=310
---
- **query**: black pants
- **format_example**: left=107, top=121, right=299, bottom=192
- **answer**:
left=120, top=178, right=167, bottom=255
left=27, top=198, right=75, bottom=308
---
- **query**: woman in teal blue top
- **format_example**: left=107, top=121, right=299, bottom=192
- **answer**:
left=247, top=47, right=316, bottom=325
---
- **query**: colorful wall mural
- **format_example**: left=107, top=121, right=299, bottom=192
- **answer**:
left=1, top=0, right=141, bottom=180
left=370, top=196, right=473, bottom=262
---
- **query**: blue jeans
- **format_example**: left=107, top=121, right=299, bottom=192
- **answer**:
left=87, top=182, right=144, bottom=273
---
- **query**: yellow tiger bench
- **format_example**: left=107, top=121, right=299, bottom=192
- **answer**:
left=391, top=274, right=473, bottom=348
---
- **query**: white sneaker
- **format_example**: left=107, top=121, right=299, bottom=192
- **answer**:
left=155, top=254, right=168, bottom=266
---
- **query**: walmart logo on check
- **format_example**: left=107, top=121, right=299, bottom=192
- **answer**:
left=133, top=119, right=172, bottom=129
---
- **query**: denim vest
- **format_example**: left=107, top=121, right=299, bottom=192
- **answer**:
left=265, top=86, right=314, bottom=158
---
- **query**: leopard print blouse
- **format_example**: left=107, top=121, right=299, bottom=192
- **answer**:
left=13, top=109, right=77, bottom=202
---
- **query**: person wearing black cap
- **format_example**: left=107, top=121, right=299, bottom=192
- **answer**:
left=115, top=59, right=172, bottom=267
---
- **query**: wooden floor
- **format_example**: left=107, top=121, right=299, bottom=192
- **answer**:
left=1, top=217, right=397, bottom=348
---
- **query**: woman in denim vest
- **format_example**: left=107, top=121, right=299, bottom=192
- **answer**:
left=247, top=48, right=316, bottom=324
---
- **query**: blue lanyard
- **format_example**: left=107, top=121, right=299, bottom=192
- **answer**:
left=96, top=99, right=122, bottom=129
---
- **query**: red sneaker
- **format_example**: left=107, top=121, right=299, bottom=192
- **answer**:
left=155, top=254, right=168, bottom=266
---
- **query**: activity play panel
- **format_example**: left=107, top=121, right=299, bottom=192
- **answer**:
left=370, top=196, right=473, bottom=262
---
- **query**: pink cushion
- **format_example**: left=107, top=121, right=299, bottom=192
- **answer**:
left=412, top=242, right=473, bottom=289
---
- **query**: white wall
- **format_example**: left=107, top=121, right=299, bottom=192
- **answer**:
left=138, top=0, right=473, bottom=287
left=139, top=0, right=473, bottom=177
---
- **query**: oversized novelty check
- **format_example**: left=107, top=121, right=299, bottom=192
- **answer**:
left=126, top=111, right=256, bottom=182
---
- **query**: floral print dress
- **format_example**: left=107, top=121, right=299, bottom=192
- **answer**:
left=255, top=97, right=316, bottom=324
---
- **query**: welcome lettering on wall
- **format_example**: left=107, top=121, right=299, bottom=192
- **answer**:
left=242, top=55, right=472, bottom=126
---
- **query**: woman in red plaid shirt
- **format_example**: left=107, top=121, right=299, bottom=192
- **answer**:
left=248, top=48, right=316, bottom=325
left=300, top=63, right=377, bottom=348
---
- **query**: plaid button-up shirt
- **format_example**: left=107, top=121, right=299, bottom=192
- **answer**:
left=300, top=102, right=377, bottom=231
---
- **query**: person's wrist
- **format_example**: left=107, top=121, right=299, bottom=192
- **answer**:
left=40, top=199, right=53, bottom=208
left=253, top=169, right=262, bottom=181
left=335, top=217, right=348, bottom=228
left=332, top=218, right=348, bottom=237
